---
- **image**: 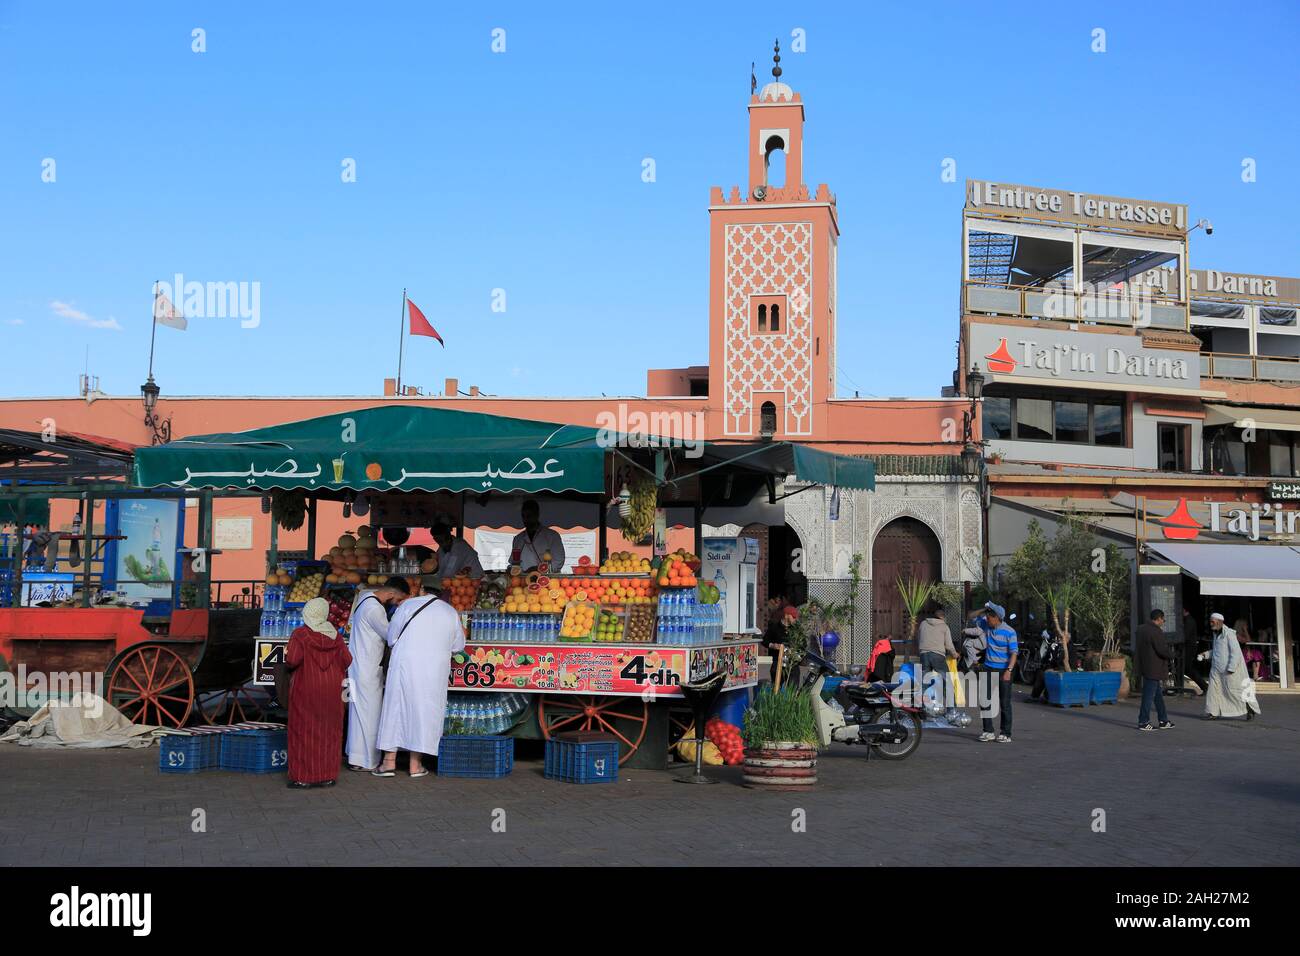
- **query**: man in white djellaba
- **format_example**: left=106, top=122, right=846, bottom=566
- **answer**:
left=1200, top=612, right=1262, bottom=721
left=373, top=587, right=466, bottom=777
left=345, top=577, right=411, bottom=772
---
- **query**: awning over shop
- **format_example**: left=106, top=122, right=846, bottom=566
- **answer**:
left=132, top=405, right=875, bottom=497
left=133, top=406, right=613, bottom=495
left=1151, top=542, right=1300, bottom=597
left=1203, top=404, right=1300, bottom=432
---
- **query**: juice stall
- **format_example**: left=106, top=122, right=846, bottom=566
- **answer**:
left=131, top=405, right=875, bottom=766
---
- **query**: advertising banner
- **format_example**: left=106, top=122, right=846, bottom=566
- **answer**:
left=113, top=499, right=181, bottom=603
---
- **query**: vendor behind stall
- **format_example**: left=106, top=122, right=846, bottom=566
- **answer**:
left=431, top=521, right=483, bottom=579
left=511, top=499, right=565, bottom=572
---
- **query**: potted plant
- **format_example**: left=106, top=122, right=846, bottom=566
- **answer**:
left=741, top=685, right=820, bottom=790
left=1075, top=542, right=1132, bottom=698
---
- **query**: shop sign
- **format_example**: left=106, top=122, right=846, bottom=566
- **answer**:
left=969, top=322, right=1200, bottom=390
left=1158, top=496, right=1300, bottom=543
left=1267, top=481, right=1300, bottom=501
left=1190, top=270, right=1300, bottom=303
left=966, top=180, right=1187, bottom=236
left=448, top=642, right=760, bottom=696
left=253, top=638, right=287, bottom=685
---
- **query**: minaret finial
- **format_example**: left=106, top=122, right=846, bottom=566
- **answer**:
left=772, top=38, right=781, bottom=80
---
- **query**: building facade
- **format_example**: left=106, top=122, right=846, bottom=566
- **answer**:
left=956, top=178, right=1298, bottom=689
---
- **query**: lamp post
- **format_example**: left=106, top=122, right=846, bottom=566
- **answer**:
left=141, top=375, right=172, bottom=445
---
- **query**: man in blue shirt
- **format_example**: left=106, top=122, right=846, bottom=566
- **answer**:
left=974, top=602, right=1018, bottom=742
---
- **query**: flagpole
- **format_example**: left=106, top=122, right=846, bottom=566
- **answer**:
left=396, top=287, right=407, bottom=396
left=148, top=280, right=159, bottom=380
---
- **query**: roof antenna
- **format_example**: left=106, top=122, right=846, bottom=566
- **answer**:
left=772, top=38, right=781, bottom=80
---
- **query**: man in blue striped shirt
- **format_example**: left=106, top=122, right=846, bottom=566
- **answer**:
left=974, top=602, right=1018, bottom=742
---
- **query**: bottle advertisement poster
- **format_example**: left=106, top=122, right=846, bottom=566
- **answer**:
left=113, top=498, right=181, bottom=603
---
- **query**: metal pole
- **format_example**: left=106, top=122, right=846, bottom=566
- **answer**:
left=148, top=282, right=159, bottom=379
left=11, top=489, right=23, bottom=607
left=306, top=496, right=317, bottom=561
left=396, top=288, right=408, bottom=395
left=598, top=501, right=607, bottom=564
left=80, top=495, right=94, bottom=607
left=199, top=492, right=213, bottom=609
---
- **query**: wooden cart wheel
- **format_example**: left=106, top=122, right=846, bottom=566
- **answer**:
left=106, top=644, right=195, bottom=728
left=198, top=684, right=266, bottom=725
left=537, top=694, right=649, bottom=766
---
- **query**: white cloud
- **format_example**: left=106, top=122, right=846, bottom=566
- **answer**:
left=3, top=319, right=22, bottom=325
left=50, top=300, right=122, bottom=331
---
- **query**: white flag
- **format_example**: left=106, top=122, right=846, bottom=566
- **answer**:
left=154, top=289, right=187, bottom=330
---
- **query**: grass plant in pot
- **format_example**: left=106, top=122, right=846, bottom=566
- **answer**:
left=741, top=684, right=820, bottom=790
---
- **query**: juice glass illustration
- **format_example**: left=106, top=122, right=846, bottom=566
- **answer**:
left=332, top=457, right=345, bottom=482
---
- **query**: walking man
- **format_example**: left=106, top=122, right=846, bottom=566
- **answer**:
left=975, top=602, right=1017, bottom=743
left=1134, top=608, right=1175, bottom=731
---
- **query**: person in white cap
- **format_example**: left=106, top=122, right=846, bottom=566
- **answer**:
left=1200, top=613, right=1261, bottom=721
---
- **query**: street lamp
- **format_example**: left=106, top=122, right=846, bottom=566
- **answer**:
left=962, top=363, right=985, bottom=478
left=965, top=364, right=985, bottom=401
left=140, top=375, right=172, bottom=445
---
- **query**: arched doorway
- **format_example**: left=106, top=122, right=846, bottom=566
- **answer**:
left=872, top=517, right=942, bottom=650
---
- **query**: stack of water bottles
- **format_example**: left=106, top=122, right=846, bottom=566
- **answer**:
left=444, top=693, right=528, bottom=735
left=656, top=588, right=698, bottom=644
left=259, top=587, right=305, bottom=638
left=692, top=601, right=724, bottom=644
left=468, top=611, right=561, bottom=642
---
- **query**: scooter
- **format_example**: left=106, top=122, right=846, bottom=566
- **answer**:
left=802, top=651, right=923, bottom=760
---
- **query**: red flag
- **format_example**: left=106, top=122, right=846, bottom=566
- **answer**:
left=407, top=298, right=444, bottom=346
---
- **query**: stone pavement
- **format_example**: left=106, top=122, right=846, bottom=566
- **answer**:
left=1, top=689, right=1297, bottom=866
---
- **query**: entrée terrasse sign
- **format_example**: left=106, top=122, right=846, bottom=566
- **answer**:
left=966, top=180, right=1187, bottom=235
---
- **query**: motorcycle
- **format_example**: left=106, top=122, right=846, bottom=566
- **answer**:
left=1017, top=629, right=1060, bottom=685
left=802, top=651, right=923, bottom=760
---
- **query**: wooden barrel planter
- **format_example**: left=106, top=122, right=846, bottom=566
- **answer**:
left=742, top=741, right=818, bottom=790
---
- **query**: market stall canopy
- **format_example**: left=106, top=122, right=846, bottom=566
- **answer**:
left=133, top=406, right=612, bottom=495
left=132, top=406, right=875, bottom=497
left=1, top=428, right=138, bottom=524
left=1150, top=542, right=1300, bottom=598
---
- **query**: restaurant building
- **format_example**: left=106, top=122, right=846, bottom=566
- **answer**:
left=957, top=178, right=1298, bottom=689
left=1, top=61, right=982, bottom=663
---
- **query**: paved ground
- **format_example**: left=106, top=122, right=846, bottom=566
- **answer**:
left=2, top=689, right=1297, bottom=866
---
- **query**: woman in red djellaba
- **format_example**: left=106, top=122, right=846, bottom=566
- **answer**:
left=284, top=597, right=352, bottom=789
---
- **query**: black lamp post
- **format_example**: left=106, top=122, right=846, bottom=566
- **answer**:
left=962, top=363, right=985, bottom=475
left=141, top=375, right=171, bottom=445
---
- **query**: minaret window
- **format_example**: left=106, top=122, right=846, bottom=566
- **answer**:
left=760, top=402, right=778, bottom=438
left=751, top=295, right=788, bottom=334
left=764, top=135, right=787, bottom=188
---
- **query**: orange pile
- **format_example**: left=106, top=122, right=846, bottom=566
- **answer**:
left=445, top=575, right=480, bottom=612
left=557, top=576, right=655, bottom=605
left=561, top=604, right=596, bottom=639
left=656, top=553, right=697, bottom=588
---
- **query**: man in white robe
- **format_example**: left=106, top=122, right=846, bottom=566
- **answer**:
left=511, top=498, right=566, bottom=572
left=1201, top=612, right=1261, bottom=720
left=344, top=579, right=408, bottom=771
left=431, top=523, right=483, bottom=579
left=373, top=592, right=466, bottom=777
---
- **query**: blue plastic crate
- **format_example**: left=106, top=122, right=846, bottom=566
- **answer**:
left=158, top=734, right=206, bottom=773
left=219, top=728, right=289, bottom=773
left=1091, top=670, right=1123, bottom=704
left=437, top=735, right=514, bottom=778
left=1045, top=671, right=1092, bottom=707
left=544, top=738, right=619, bottom=784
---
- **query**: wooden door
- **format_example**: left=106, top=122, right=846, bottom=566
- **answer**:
left=872, top=517, right=942, bottom=650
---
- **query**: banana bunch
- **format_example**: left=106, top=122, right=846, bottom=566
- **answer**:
left=272, top=490, right=307, bottom=531
left=621, top=474, right=657, bottom=543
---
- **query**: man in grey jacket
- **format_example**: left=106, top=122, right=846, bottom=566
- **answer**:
left=917, top=604, right=958, bottom=708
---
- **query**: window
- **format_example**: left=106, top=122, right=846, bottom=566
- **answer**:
left=1016, top=398, right=1053, bottom=441
left=1094, top=400, right=1123, bottom=446
left=1261, top=307, right=1298, bottom=327
left=689, top=378, right=708, bottom=397
left=1158, top=423, right=1190, bottom=472
left=759, top=401, right=777, bottom=437
left=1054, top=400, right=1088, bottom=443
left=1269, top=432, right=1293, bottom=477
left=982, top=387, right=1127, bottom=447
left=764, top=135, right=787, bottom=188
left=750, top=295, right=787, bottom=333
left=983, top=396, right=1012, bottom=439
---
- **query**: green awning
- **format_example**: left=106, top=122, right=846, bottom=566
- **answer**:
left=132, top=405, right=875, bottom=498
left=133, top=406, right=611, bottom=495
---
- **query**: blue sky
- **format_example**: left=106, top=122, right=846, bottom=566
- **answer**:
left=2, top=1, right=1298, bottom=400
